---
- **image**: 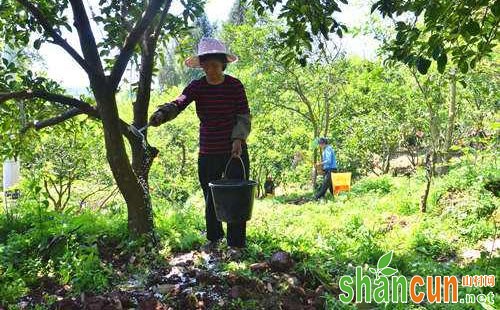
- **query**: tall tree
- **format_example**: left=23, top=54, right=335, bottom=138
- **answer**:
left=373, top=0, right=499, bottom=75
left=0, top=0, right=204, bottom=240
left=371, top=0, right=499, bottom=211
left=229, top=0, right=246, bottom=25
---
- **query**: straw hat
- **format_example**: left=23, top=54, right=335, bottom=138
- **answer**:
left=184, top=37, right=238, bottom=68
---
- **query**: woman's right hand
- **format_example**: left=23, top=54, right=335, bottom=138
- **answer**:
left=149, top=110, right=165, bottom=127
left=150, top=103, right=180, bottom=126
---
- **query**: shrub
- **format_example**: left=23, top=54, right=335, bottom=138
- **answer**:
left=351, top=176, right=393, bottom=195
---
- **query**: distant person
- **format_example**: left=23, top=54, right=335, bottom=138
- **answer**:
left=263, top=175, right=276, bottom=197
left=314, top=137, right=337, bottom=200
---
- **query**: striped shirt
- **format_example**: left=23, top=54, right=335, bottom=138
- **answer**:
left=172, top=74, right=250, bottom=154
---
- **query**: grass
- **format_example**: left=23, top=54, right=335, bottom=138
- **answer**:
left=0, top=152, right=498, bottom=309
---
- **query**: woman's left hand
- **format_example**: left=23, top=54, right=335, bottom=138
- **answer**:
left=231, top=139, right=242, bottom=157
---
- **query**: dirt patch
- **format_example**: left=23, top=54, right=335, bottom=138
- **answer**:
left=284, top=197, right=313, bottom=205
left=379, top=215, right=409, bottom=233
left=17, top=248, right=339, bottom=309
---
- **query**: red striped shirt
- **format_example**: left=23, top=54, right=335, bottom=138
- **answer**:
left=172, top=74, right=250, bottom=154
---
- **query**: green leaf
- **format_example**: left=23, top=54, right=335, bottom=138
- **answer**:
left=437, top=53, right=447, bottom=73
left=33, top=39, right=42, bottom=50
left=432, top=45, right=442, bottom=60
left=493, top=0, right=500, bottom=17
left=458, top=59, right=469, bottom=74
left=377, top=251, right=393, bottom=269
left=336, top=28, right=343, bottom=38
left=380, top=267, right=398, bottom=277
left=299, top=57, right=307, bottom=67
left=416, top=57, right=431, bottom=75
left=465, top=21, right=480, bottom=36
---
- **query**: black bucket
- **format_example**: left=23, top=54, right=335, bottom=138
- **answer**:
left=209, top=157, right=258, bottom=223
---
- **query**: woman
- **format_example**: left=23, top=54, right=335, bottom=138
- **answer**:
left=149, top=38, right=251, bottom=254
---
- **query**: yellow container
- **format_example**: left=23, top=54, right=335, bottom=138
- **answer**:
left=331, top=172, right=352, bottom=194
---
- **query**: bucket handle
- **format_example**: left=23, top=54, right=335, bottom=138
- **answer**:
left=223, top=156, right=246, bottom=180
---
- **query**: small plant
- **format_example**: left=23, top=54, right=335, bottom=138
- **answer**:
left=58, top=245, right=111, bottom=294
left=0, top=265, right=28, bottom=306
left=351, top=176, right=393, bottom=195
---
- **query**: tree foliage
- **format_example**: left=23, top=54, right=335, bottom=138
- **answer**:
left=372, top=0, right=500, bottom=74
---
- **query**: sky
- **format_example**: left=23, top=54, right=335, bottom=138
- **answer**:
left=38, top=0, right=379, bottom=92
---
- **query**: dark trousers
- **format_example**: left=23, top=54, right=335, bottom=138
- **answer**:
left=314, top=168, right=338, bottom=199
left=197, top=146, right=250, bottom=247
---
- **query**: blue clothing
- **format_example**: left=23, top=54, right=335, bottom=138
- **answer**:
left=322, top=145, right=337, bottom=170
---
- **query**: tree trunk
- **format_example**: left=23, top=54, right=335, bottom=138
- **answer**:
left=420, top=152, right=434, bottom=213
left=383, top=152, right=391, bottom=174
left=131, top=37, right=156, bottom=180
left=179, top=142, right=187, bottom=175
left=444, top=71, right=457, bottom=165
left=311, top=127, right=319, bottom=189
left=94, top=84, right=154, bottom=238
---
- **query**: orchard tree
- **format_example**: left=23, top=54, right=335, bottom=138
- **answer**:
left=371, top=0, right=499, bottom=211
left=223, top=17, right=345, bottom=183
left=0, top=0, right=204, bottom=240
left=373, top=0, right=499, bottom=75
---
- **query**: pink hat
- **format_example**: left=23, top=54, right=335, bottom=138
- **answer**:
left=184, top=38, right=238, bottom=68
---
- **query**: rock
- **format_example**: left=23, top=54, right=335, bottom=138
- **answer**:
left=155, top=284, right=177, bottom=295
left=138, top=297, right=169, bottom=310
left=129, top=256, right=136, bottom=264
left=229, top=286, right=242, bottom=299
left=313, top=285, right=327, bottom=308
left=196, top=300, right=206, bottom=309
left=182, top=292, right=198, bottom=309
left=108, top=291, right=135, bottom=309
left=229, top=285, right=251, bottom=299
left=52, top=298, right=81, bottom=310
left=226, top=272, right=244, bottom=286
left=283, top=273, right=300, bottom=286
left=250, top=262, right=269, bottom=272
left=18, top=301, right=29, bottom=309
left=266, top=282, right=274, bottom=293
left=109, top=297, right=123, bottom=310
left=282, top=295, right=305, bottom=310
left=251, top=278, right=267, bottom=293
left=84, top=296, right=107, bottom=310
left=290, top=285, right=307, bottom=298
left=270, top=251, right=294, bottom=272
left=195, top=270, right=220, bottom=284
left=82, top=294, right=126, bottom=310
left=165, top=266, right=187, bottom=284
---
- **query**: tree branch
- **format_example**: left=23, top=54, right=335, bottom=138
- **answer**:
left=33, top=108, right=84, bottom=130
left=119, top=2, right=134, bottom=32
left=109, top=0, right=165, bottom=91
left=16, top=0, right=94, bottom=76
left=0, top=90, right=99, bottom=116
left=68, top=0, right=105, bottom=78
left=272, top=101, right=312, bottom=121
left=0, top=90, right=141, bottom=152
left=152, top=0, right=173, bottom=43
